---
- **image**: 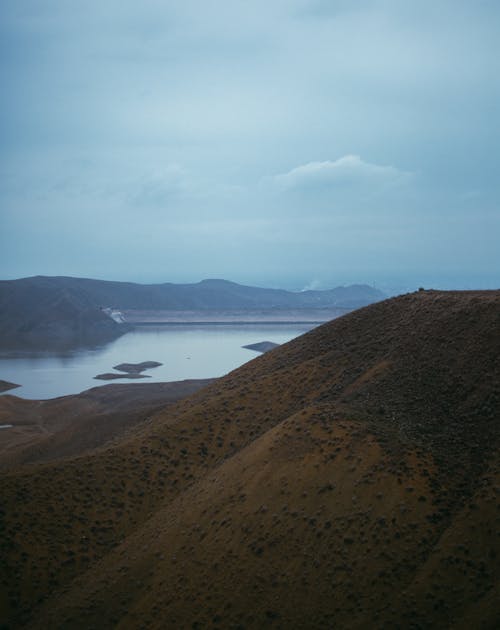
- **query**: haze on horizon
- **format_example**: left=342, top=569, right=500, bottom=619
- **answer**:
left=1, top=0, right=499, bottom=293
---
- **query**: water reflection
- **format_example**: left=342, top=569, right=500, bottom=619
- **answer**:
left=0, top=324, right=314, bottom=400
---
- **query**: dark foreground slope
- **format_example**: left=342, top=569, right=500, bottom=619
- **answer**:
left=1, top=291, right=499, bottom=629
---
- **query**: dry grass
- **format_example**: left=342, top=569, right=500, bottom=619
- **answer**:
left=1, top=290, right=499, bottom=628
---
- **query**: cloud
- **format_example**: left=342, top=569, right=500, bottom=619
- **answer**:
left=269, top=155, right=412, bottom=192
left=0, top=1, right=498, bottom=288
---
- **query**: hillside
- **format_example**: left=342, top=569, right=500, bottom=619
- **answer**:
left=0, top=380, right=214, bottom=470
left=1, top=290, right=499, bottom=628
left=0, top=279, right=129, bottom=350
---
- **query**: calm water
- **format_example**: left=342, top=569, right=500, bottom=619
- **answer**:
left=0, top=324, right=314, bottom=400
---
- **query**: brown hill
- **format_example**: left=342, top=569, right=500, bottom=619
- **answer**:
left=0, top=380, right=214, bottom=471
left=1, top=290, right=499, bottom=629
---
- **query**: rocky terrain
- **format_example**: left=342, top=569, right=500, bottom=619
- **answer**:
left=0, top=290, right=499, bottom=628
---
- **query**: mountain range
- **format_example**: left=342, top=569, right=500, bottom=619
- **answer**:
left=1, top=289, right=498, bottom=628
left=0, top=276, right=384, bottom=349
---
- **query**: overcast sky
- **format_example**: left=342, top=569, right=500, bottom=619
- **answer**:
left=1, top=0, right=499, bottom=291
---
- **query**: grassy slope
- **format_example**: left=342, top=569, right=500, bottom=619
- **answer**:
left=0, top=380, right=215, bottom=470
left=1, top=290, right=499, bottom=628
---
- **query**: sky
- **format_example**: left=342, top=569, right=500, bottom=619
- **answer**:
left=1, top=0, right=499, bottom=292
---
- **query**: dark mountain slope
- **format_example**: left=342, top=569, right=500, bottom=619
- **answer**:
left=0, top=290, right=499, bottom=628
left=0, top=279, right=129, bottom=349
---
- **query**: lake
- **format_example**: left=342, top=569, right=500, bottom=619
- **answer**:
left=0, top=324, right=315, bottom=400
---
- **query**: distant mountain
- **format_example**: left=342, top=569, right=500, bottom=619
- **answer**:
left=0, top=276, right=384, bottom=349
left=1, top=290, right=499, bottom=628
left=0, top=278, right=130, bottom=350
left=4, top=275, right=385, bottom=310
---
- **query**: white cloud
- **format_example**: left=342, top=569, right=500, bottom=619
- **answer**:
left=270, top=155, right=411, bottom=192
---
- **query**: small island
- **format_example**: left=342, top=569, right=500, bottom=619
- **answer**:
left=94, top=360, right=162, bottom=381
left=242, top=341, right=280, bottom=353
left=94, top=373, right=151, bottom=381
left=113, top=361, right=162, bottom=373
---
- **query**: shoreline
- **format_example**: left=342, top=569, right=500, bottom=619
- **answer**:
left=122, top=308, right=350, bottom=325
left=131, top=319, right=330, bottom=326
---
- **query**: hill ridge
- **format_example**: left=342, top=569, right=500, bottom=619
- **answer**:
left=1, top=290, right=498, bottom=628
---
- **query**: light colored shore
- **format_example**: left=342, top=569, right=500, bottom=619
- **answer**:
left=122, top=308, right=350, bottom=324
